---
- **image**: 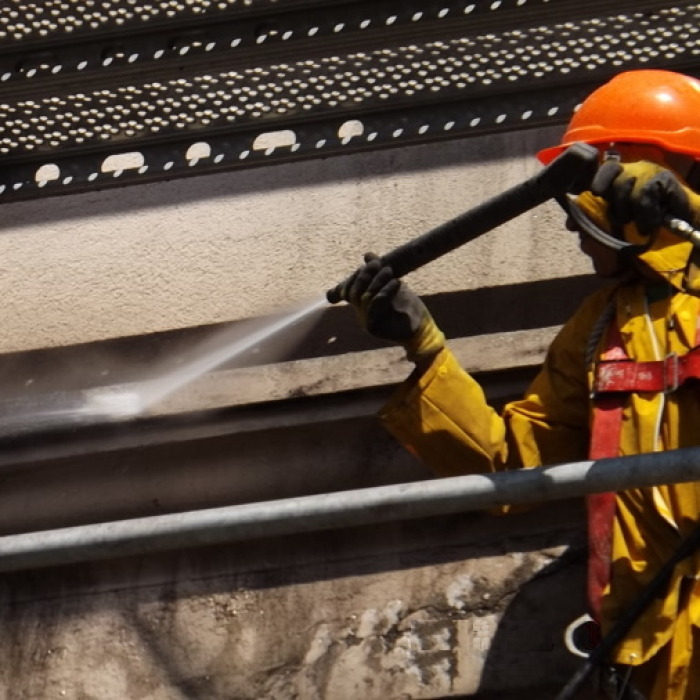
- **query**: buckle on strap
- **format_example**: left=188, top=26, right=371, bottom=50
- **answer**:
left=665, top=352, right=679, bottom=393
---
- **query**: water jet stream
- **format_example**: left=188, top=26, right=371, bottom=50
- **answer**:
left=126, top=295, right=328, bottom=415
left=0, top=296, right=328, bottom=434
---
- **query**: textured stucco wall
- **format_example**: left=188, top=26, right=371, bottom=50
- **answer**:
left=0, top=124, right=591, bottom=354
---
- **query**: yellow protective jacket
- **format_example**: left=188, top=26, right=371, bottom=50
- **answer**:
left=379, top=194, right=700, bottom=700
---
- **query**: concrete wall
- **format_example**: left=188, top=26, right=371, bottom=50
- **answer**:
left=0, top=503, right=589, bottom=700
left=0, top=125, right=588, bottom=353
left=0, top=126, right=597, bottom=698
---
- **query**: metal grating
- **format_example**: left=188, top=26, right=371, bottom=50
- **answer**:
left=1, top=1, right=268, bottom=41
left=0, top=0, right=699, bottom=201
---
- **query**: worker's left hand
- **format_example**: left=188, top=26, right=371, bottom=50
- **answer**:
left=341, top=253, right=445, bottom=363
left=591, top=159, right=700, bottom=236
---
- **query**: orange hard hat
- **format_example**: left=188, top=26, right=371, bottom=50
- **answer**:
left=537, top=70, right=700, bottom=164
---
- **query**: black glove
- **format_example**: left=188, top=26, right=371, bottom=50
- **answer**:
left=342, top=253, right=445, bottom=362
left=591, top=160, right=699, bottom=236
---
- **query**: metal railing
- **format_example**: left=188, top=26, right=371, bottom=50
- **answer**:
left=2, top=446, right=700, bottom=572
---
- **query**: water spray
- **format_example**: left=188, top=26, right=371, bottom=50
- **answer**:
left=134, top=296, right=328, bottom=412
left=0, top=388, right=144, bottom=436
left=0, top=298, right=327, bottom=434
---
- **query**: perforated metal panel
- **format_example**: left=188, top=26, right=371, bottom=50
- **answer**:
left=0, top=0, right=698, bottom=201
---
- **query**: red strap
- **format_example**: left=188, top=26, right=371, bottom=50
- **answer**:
left=589, top=394, right=626, bottom=461
left=587, top=323, right=626, bottom=620
left=587, top=312, right=700, bottom=620
left=587, top=402, right=622, bottom=619
left=594, top=346, right=700, bottom=393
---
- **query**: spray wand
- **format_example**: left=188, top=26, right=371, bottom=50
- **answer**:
left=326, top=141, right=599, bottom=304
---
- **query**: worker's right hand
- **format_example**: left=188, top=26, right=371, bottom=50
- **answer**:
left=341, top=253, right=445, bottom=363
left=591, top=159, right=700, bottom=236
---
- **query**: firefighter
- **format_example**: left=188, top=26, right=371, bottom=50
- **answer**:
left=342, top=70, right=700, bottom=699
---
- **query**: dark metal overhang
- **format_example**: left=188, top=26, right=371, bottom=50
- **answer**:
left=0, top=0, right=698, bottom=202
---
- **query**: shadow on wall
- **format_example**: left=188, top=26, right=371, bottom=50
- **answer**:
left=0, top=125, right=565, bottom=230
left=0, top=501, right=587, bottom=699
left=473, top=547, right=589, bottom=700
left=423, top=549, right=590, bottom=700
left=0, top=274, right=603, bottom=399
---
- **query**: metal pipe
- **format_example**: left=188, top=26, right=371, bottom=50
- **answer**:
left=2, top=446, right=700, bottom=573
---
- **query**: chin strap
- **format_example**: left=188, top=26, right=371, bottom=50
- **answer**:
left=556, top=193, right=640, bottom=253
left=559, top=189, right=700, bottom=255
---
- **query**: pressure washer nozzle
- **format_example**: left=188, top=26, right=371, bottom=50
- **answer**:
left=326, top=284, right=344, bottom=305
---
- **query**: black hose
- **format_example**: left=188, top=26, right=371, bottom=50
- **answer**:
left=555, top=520, right=700, bottom=700
left=326, top=142, right=599, bottom=304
